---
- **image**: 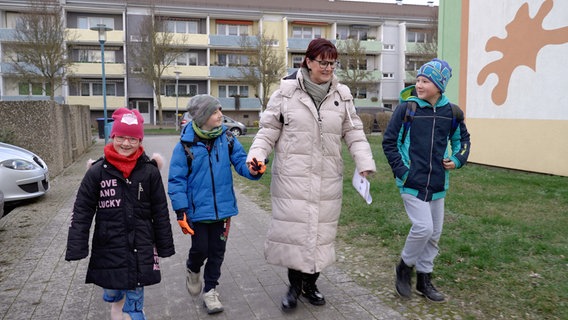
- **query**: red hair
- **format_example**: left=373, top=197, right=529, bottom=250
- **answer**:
left=301, top=38, right=338, bottom=68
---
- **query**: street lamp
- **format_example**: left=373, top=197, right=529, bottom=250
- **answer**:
left=174, top=71, right=182, bottom=131
left=90, top=23, right=113, bottom=144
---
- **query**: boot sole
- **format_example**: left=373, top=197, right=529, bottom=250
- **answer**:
left=302, top=295, right=326, bottom=306
left=415, top=289, right=446, bottom=303
left=203, top=303, right=224, bottom=314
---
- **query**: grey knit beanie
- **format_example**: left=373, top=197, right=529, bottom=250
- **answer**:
left=187, top=94, right=221, bottom=127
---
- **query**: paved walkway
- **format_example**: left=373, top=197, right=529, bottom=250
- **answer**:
left=0, top=136, right=403, bottom=320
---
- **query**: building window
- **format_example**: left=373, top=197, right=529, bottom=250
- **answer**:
left=78, top=49, right=116, bottom=63
left=292, top=55, right=304, bottom=68
left=407, top=31, right=428, bottom=43
left=336, top=25, right=368, bottom=40
left=165, top=20, right=199, bottom=34
left=382, top=73, right=394, bottom=79
left=405, top=59, right=429, bottom=71
left=217, top=24, right=249, bottom=36
left=218, top=85, right=249, bottom=98
left=165, top=84, right=197, bottom=97
left=218, top=53, right=249, bottom=66
left=383, top=44, right=395, bottom=51
left=173, top=52, right=198, bottom=66
left=345, top=58, right=367, bottom=70
left=292, top=26, right=322, bottom=39
left=80, top=82, right=117, bottom=96
left=353, top=88, right=367, bottom=99
left=77, top=16, right=115, bottom=30
left=18, top=82, right=49, bottom=96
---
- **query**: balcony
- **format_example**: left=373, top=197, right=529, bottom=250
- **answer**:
left=218, top=97, right=261, bottom=111
left=164, top=66, right=208, bottom=78
left=69, top=63, right=125, bottom=77
left=210, top=66, right=248, bottom=79
left=209, top=35, right=257, bottom=48
left=160, top=96, right=190, bottom=111
left=67, top=95, right=125, bottom=110
left=287, top=38, right=313, bottom=52
left=0, top=29, right=16, bottom=41
left=164, top=33, right=208, bottom=47
left=67, top=28, right=124, bottom=44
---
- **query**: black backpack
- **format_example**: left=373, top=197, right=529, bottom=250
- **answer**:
left=401, top=101, right=464, bottom=143
left=180, top=131, right=234, bottom=176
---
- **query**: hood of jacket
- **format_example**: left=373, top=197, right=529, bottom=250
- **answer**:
left=400, top=85, right=450, bottom=108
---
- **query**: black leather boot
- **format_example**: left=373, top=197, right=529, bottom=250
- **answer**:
left=282, top=269, right=302, bottom=311
left=395, top=258, right=413, bottom=298
left=416, top=272, right=445, bottom=302
left=302, top=272, right=326, bottom=306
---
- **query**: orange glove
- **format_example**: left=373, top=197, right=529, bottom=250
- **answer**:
left=248, top=157, right=266, bottom=175
left=176, top=212, right=194, bottom=235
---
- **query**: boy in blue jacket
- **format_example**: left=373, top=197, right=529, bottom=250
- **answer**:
left=168, top=94, right=264, bottom=314
left=382, top=59, right=470, bottom=303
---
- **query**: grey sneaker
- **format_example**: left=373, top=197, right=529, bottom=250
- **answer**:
left=202, top=289, right=224, bottom=314
left=186, top=269, right=202, bottom=296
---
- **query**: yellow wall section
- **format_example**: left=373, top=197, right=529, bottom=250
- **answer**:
left=467, top=118, right=568, bottom=176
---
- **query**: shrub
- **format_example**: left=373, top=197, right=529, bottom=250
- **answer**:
left=359, top=113, right=374, bottom=134
left=376, top=112, right=392, bottom=132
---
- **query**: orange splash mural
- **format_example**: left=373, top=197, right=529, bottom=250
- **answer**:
left=477, top=0, right=568, bottom=105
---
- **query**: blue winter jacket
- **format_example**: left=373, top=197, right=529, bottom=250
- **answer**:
left=168, top=123, right=260, bottom=222
left=382, top=86, right=471, bottom=201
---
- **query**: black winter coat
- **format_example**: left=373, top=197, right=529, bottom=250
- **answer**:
left=65, top=153, right=175, bottom=289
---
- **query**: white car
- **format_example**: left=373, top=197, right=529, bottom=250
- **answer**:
left=180, top=113, right=247, bottom=136
left=0, top=142, right=49, bottom=204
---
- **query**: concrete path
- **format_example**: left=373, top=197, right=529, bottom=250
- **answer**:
left=0, top=136, right=403, bottom=320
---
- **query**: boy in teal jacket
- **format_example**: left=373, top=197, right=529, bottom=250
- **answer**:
left=382, top=59, right=470, bottom=303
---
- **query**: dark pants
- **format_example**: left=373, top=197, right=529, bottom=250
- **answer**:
left=186, top=218, right=230, bottom=292
left=288, top=269, right=320, bottom=287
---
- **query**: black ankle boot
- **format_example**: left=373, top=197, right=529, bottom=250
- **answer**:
left=395, top=258, right=413, bottom=298
left=282, top=269, right=302, bottom=311
left=416, top=272, right=445, bottom=303
left=301, top=272, right=326, bottom=306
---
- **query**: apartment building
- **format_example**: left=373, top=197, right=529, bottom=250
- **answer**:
left=0, top=0, right=436, bottom=126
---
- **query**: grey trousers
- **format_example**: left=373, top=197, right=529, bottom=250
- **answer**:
left=400, top=193, right=445, bottom=273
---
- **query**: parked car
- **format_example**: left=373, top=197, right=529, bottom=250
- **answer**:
left=0, top=142, right=50, bottom=204
left=180, top=112, right=247, bottom=136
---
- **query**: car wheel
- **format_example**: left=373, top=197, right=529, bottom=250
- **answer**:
left=230, top=128, right=242, bottom=136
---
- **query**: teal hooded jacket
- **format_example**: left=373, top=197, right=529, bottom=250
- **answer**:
left=382, top=86, right=471, bottom=201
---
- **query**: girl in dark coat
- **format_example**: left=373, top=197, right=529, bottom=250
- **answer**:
left=66, top=108, right=175, bottom=320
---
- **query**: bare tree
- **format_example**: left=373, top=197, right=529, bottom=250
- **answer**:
left=406, top=10, right=438, bottom=80
left=335, top=39, right=375, bottom=98
left=414, top=9, right=438, bottom=60
left=6, top=0, right=76, bottom=101
left=127, top=10, right=188, bottom=125
left=236, top=31, right=286, bottom=112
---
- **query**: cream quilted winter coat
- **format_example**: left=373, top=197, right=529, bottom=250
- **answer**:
left=247, top=71, right=376, bottom=274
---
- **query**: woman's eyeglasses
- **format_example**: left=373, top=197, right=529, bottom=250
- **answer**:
left=313, top=59, right=340, bottom=69
left=114, top=136, right=140, bottom=144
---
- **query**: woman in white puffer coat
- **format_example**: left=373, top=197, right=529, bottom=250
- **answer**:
left=246, top=38, right=376, bottom=311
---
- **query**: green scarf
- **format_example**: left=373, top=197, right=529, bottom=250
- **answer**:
left=301, top=67, right=331, bottom=109
left=192, top=121, right=223, bottom=140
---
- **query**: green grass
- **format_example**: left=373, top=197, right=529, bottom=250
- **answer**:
left=234, top=135, right=568, bottom=319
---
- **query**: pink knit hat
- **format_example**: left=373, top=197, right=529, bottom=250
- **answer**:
left=110, top=108, right=145, bottom=140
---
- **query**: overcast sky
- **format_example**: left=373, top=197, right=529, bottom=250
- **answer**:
left=337, top=0, right=439, bottom=6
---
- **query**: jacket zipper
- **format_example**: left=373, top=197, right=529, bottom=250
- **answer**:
left=209, top=144, right=219, bottom=220
left=425, top=106, right=436, bottom=199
